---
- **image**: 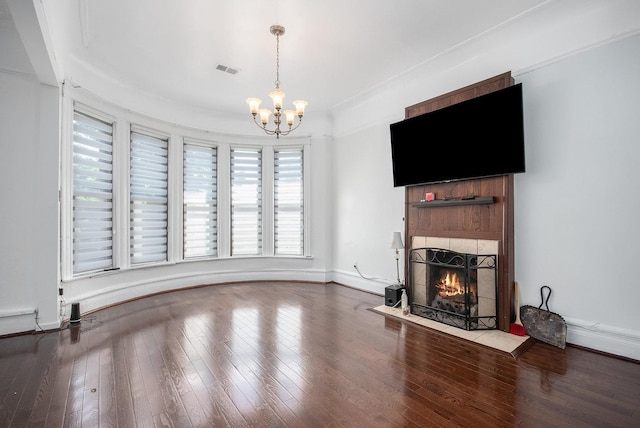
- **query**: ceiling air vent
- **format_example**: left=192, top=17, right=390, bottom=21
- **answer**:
left=216, top=64, right=238, bottom=75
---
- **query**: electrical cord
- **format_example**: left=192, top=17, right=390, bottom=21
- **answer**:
left=60, top=296, right=67, bottom=319
left=353, top=264, right=396, bottom=284
left=34, top=310, right=45, bottom=332
left=354, top=264, right=382, bottom=281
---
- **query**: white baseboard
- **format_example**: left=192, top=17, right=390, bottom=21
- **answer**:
left=564, top=317, right=640, bottom=361
left=67, top=268, right=331, bottom=316
left=330, top=269, right=388, bottom=296
left=0, top=310, right=36, bottom=336
left=37, top=319, right=63, bottom=331
left=0, top=309, right=61, bottom=336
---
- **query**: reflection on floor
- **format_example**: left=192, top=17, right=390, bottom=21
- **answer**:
left=372, top=305, right=531, bottom=357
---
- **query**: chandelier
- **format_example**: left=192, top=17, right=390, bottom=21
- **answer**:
left=246, top=25, right=307, bottom=138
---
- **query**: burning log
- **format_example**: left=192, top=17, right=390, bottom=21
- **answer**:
left=431, top=294, right=478, bottom=316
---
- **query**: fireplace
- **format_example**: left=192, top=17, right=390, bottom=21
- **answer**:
left=409, top=242, right=498, bottom=330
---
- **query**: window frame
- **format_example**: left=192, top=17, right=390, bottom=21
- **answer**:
left=230, top=146, right=264, bottom=256
left=274, top=146, right=305, bottom=256
left=182, top=138, right=219, bottom=260
left=129, top=125, right=171, bottom=266
left=70, top=108, right=116, bottom=275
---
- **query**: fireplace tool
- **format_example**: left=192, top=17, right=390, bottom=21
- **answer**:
left=509, top=282, right=526, bottom=336
left=520, top=285, right=567, bottom=349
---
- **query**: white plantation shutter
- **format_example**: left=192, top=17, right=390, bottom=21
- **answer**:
left=183, top=143, right=217, bottom=258
left=274, top=148, right=304, bottom=256
left=72, top=111, right=114, bottom=274
left=231, top=148, right=262, bottom=255
left=130, top=130, right=169, bottom=264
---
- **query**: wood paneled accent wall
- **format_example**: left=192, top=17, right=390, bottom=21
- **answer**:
left=403, top=72, right=515, bottom=331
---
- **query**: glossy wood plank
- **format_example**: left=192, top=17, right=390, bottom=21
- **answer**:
left=0, top=282, right=638, bottom=427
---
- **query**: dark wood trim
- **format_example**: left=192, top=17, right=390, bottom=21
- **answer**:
left=411, top=196, right=496, bottom=208
left=402, top=72, right=516, bottom=331
left=404, top=71, right=514, bottom=118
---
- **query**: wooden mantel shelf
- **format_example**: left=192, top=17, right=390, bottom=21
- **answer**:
left=411, top=196, right=496, bottom=208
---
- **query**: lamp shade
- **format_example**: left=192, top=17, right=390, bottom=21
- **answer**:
left=269, top=88, right=285, bottom=109
left=293, top=100, right=308, bottom=116
left=391, top=232, right=404, bottom=250
left=246, top=98, right=262, bottom=115
left=259, top=108, right=272, bottom=125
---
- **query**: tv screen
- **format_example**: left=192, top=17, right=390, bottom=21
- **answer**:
left=390, top=83, right=525, bottom=187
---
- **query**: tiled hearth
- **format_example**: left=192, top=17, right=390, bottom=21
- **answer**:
left=373, top=305, right=529, bottom=356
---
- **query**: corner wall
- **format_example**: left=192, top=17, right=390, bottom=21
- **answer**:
left=0, top=71, right=60, bottom=334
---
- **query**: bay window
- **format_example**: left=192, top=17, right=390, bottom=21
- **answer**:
left=63, top=100, right=308, bottom=280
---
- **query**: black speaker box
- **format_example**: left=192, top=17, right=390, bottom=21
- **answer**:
left=385, top=284, right=404, bottom=307
left=70, top=302, right=81, bottom=323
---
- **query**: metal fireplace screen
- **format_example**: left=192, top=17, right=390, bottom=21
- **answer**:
left=409, top=247, right=498, bottom=330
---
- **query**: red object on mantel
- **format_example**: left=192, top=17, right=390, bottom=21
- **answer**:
left=510, top=281, right=527, bottom=336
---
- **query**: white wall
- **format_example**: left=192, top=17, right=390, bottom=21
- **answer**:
left=0, top=72, right=38, bottom=334
left=514, top=34, right=640, bottom=358
left=0, top=71, right=60, bottom=334
left=331, top=123, right=406, bottom=293
left=331, top=34, right=640, bottom=360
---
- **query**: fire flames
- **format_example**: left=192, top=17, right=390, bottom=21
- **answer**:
left=436, top=271, right=464, bottom=297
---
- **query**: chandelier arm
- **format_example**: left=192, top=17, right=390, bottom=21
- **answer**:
left=250, top=115, right=277, bottom=135
left=250, top=114, right=304, bottom=137
left=277, top=117, right=304, bottom=136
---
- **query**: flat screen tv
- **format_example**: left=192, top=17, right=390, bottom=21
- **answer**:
left=390, top=83, right=525, bottom=187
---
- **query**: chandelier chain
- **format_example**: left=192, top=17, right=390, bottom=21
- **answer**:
left=275, top=32, right=280, bottom=88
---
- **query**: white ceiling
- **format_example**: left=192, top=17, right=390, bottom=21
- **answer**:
left=3, top=0, right=640, bottom=118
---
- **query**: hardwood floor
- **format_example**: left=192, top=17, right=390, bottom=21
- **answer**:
left=1, top=282, right=638, bottom=427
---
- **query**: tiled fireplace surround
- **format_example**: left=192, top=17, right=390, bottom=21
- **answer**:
left=410, top=236, right=499, bottom=329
